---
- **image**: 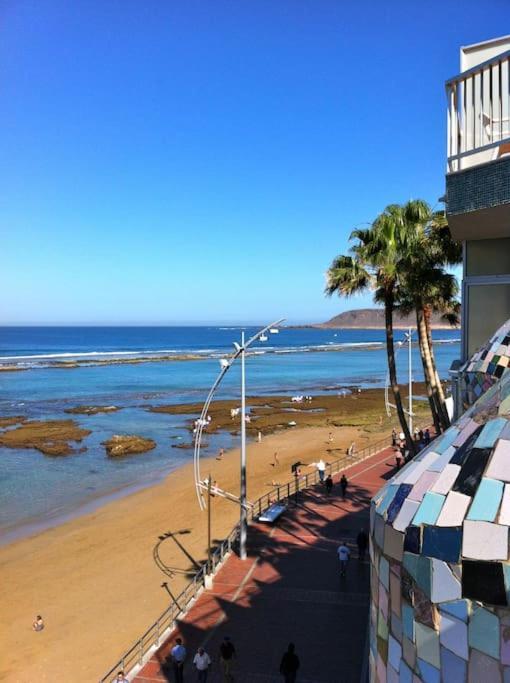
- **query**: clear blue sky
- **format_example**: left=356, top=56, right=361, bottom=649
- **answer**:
left=1, top=1, right=508, bottom=325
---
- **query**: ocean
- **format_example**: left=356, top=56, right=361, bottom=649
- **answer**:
left=0, top=326, right=460, bottom=542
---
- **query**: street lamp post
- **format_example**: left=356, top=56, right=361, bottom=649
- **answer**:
left=193, top=319, right=285, bottom=566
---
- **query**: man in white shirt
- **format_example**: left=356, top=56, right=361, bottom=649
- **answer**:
left=316, top=459, right=326, bottom=483
left=193, top=647, right=211, bottom=682
left=170, top=637, right=187, bottom=683
left=337, top=541, right=351, bottom=577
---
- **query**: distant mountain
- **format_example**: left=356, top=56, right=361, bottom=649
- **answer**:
left=314, top=308, right=459, bottom=330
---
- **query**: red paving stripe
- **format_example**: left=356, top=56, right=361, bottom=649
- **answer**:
left=133, top=444, right=396, bottom=683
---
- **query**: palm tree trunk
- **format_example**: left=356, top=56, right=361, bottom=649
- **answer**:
left=416, top=308, right=442, bottom=434
left=385, top=291, right=415, bottom=455
left=424, top=305, right=451, bottom=429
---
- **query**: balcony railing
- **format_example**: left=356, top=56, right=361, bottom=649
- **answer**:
left=446, top=50, right=510, bottom=172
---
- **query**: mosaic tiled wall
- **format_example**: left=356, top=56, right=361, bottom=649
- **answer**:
left=370, top=360, right=510, bottom=682
left=462, top=319, right=510, bottom=409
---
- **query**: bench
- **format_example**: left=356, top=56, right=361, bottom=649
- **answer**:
left=258, top=503, right=287, bottom=523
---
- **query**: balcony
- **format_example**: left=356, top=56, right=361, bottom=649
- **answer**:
left=446, top=38, right=510, bottom=173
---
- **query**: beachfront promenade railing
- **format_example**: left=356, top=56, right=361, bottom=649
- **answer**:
left=99, top=431, right=396, bottom=682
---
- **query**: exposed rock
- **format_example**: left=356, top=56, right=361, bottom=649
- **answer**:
left=0, top=416, right=26, bottom=428
left=0, top=420, right=91, bottom=456
left=103, top=434, right=156, bottom=457
left=314, top=308, right=459, bottom=330
left=65, top=405, right=120, bottom=415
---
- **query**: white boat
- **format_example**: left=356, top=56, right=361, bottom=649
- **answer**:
left=259, top=334, right=268, bottom=341
left=269, top=328, right=279, bottom=334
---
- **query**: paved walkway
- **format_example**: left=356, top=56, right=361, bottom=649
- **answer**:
left=133, top=445, right=398, bottom=683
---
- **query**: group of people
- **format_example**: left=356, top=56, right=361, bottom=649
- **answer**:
left=160, top=635, right=300, bottom=682
left=391, top=427, right=432, bottom=469
left=315, top=459, right=349, bottom=498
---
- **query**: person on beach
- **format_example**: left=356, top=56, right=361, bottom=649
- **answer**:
left=328, top=431, right=333, bottom=443
left=316, top=459, right=326, bottom=483
left=337, top=541, right=351, bottom=577
left=340, top=474, right=348, bottom=500
left=115, top=673, right=129, bottom=683
left=273, top=452, right=279, bottom=466
left=391, top=428, right=397, bottom=447
left=258, top=431, right=262, bottom=443
left=32, top=615, right=44, bottom=631
left=193, top=647, right=211, bottom=682
left=219, top=635, right=236, bottom=681
left=424, top=428, right=431, bottom=445
left=279, top=643, right=300, bottom=682
left=325, top=474, right=333, bottom=495
left=357, top=528, right=368, bottom=561
left=217, top=448, right=224, bottom=461
left=347, top=441, right=355, bottom=457
left=170, top=637, right=187, bottom=683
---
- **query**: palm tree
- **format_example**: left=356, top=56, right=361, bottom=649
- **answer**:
left=326, top=205, right=419, bottom=453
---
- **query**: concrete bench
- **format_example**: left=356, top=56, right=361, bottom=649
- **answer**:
left=258, top=503, right=287, bottom=523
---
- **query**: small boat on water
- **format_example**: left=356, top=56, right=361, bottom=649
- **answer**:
left=269, top=328, right=279, bottom=334
left=259, top=334, right=268, bottom=341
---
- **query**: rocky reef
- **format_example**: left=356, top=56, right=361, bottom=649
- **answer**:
left=0, top=419, right=91, bottom=456
left=65, top=405, right=120, bottom=415
left=103, top=434, right=156, bottom=457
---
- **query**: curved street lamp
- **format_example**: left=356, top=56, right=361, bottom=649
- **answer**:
left=193, top=318, right=285, bottom=561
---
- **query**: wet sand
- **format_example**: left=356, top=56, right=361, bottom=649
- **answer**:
left=0, top=390, right=429, bottom=681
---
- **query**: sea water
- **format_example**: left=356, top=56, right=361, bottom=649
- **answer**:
left=0, top=326, right=460, bottom=541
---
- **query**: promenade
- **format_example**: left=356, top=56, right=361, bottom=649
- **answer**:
left=133, top=446, right=396, bottom=683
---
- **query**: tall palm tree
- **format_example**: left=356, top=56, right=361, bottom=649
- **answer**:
left=326, top=205, right=419, bottom=453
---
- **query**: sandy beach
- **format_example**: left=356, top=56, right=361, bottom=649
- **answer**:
left=0, top=390, right=428, bottom=682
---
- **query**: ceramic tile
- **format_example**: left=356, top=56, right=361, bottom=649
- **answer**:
left=412, top=492, right=446, bottom=526
left=428, top=446, right=456, bottom=473
left=439, top=613, right=468, bottom=659
left=452, top=419, right=481, bottom=447
left=402, top=636, right=416, bottom=669
left=502, top=624, right=510, bottom=665
left=452, top=447, right=492, bottom=496
left=376, top=652, right=387, bottom=682
left=430, top=559, right=461, bottom=603
left=416, top=658, right=440, bottom=683
left=469, top=605, right=500, bottom=659
left=413, top=585, right=438, bottom=628
left=378, top=485, right=400, bottom=516
left=397, top=453, right=440, bottom=486
left=408, top=471, right=440, bottom=502
left=434, top=428, right=460, bottom=454
left=403, top=526, right=421, bottom=554
left=422, top=526, right=462, bottom=563
left=388, top=635, right=402, bottom=672
left=439, top=599, right=469, bottom=622
left=378, top=609, right=389, bottom=641
left=391, top=613, right=403, bottom=642
left=387, top=664, right=399, bottom=683
left=390, top=572, right=401, bottom=617
left=468, top=649, right=502, bottom=683
left=467, top=477, right=504, bottom=521
left=430, top=464, right=461, bottom=495
left=462, top=520, right=509, bottom=560
left=399, top=660, right=412, bottom=683
left=505, top=667, right=510, bottom=683
left=486, top=439, right=510, bottom=481
left=462, top=560, right=507, bottom=606
left=402, top=603, right=415, bottom=641
left=375, top=513, right=386, bottom=549
left=380, top=584, right=389, bottom=620
left=394, top=499, right=421, bottom=532
left=436, top=491, right=471, bottom=527
left=384, top=524, right=404, bottom=562
left=441, top=647, right=467, bottom=681
left=380, top=555, right=390, bottom=590
left=403, top=553, right=432, bottom=597
left=474, top=417, right=508, bottom=448
left=415, top=622, right=440, bottom=667
left=500, top=485, right=510, bottom=526
left=450, top=425, right=484, bottom=465
left=387, top=485, right=413, bottom=524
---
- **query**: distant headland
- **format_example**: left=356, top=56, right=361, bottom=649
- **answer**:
left=302, top=308, right=460, bottom=330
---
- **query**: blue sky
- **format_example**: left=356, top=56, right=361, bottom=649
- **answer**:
left=1, top=1, right=508, bottom=325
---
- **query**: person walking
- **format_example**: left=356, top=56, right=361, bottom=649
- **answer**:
left=316, top=459, right=326, bottom=483
left=219, top=635, right=236, bottom=681
left=325, top=474, right=333, bottom=495
left=115, top=673, right=129, bottom=683
left=337, top=541, right=351, bottom=577
left=279, top=643, right=300, bottom=682
left=193, top=647, right=211, bottom=682
left=356, top=528, right=368, bottom=561
left=32, top=615, right=44, bottom=632
left=340, top=474, right=348, bottom=500
left=395, top=449, right=402, bottom=470
left=170, top=637, right=187, bottom=683
left=391, top=428, right=397, bottom=447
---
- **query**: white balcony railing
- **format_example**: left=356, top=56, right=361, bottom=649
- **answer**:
left=447, top=50, right=510, bottom=173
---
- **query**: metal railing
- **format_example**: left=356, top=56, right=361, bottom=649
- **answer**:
left=100, top=431, right=398, bottom=682
left=446, top=50, right=510, bottom=172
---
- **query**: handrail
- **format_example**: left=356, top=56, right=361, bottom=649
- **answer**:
left=99, top=427, right=417, bottom=682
